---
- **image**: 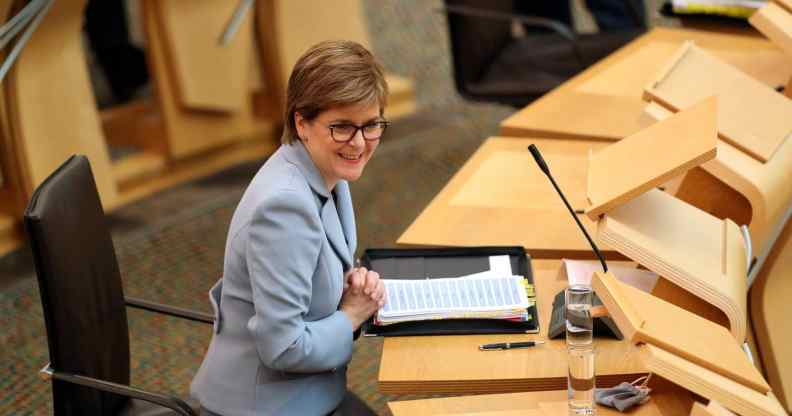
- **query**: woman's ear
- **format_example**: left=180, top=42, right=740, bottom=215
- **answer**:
left=294, top=112, right=307, bottom=142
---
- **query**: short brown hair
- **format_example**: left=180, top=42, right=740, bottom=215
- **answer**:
left=282, top=40, right=388, bottom=144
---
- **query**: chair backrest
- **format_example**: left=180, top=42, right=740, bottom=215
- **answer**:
left=24, top=155, right=131, bottom=415
left=443, top=0, right=515, bottom=99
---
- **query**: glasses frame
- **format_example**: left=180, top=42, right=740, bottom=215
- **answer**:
left=327, top=120, right=391, bottom=144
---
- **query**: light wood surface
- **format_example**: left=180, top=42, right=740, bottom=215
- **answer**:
left=640, top=345, right=785, bottom=416
left=378, top=260, right=645, bottom=395
left=157, top=0, right=252, bottom=112
left=592, top=271, right=767, bottom=393
left=397, top=137, right=626, bottom=259
left=254, top=0, right=417, bottom=120
left=597, top=189, right=749, bottom=343
left=6, top=0, right=119, bottom=209
left=750, top=1, right=792, bottom=57
left=143, top=0, right=274, bottom=159
left=641, top=103, right=792, bottom=277
left=690, top=401, right=737, bottom=416
left=585, top=97, right=718, bottom=220
left=388, top=377, right=695, bottom=416
left=644, top=42, right=792, bottom=163
left=500, top=27, right=792, bottom=141
left=750, top=216, right=792, bottom=412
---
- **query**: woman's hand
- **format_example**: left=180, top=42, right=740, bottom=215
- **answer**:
left=340, top=267, right=387, bottom=330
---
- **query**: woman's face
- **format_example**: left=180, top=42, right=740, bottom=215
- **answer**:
left=295, top=102, right=383, bottom=191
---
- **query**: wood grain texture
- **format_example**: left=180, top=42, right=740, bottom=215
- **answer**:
left=396, top=137, right=621, bottom=259
left=6, top=0, right=119, bottom=209
left=644, top=43, right=792, bottom=163
left=597, top=189, right=749, bottom=342
left=143, top=0, right=274, bottom=159
left=157, top=0, right=253, bottom=112
left=585, top=97, right=718, bottom=220
left=256, top=0, right=416, bottom=119
left=642, top=102, right=792, bottom=276
left=378, top=260, right=645, bottom=395
left=592, top=271, right=768, bottom=394
left=640, top=344, right=785, bottom=416
left=751, top=216, right=792, bottom=412
left=749, top=2, right=792, bottom=57
left=388, top=378, right=694, bottom=416
left=500, top=27, right=792, bottom=141
left=0, top=0, right=26, bottom=217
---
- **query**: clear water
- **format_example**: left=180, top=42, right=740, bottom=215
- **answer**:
left=566, top=298, right=595, bottom=415
left=567, top=345, right=596, bottom=416
left=565, top=303, right=593, bottom=347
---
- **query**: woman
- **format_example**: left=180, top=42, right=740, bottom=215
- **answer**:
left=191, top=40, right=388, bottom=416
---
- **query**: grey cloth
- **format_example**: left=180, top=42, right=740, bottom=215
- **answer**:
left=594, top=382, right=651, bottom=412
left=191, top=141, right=358, bottom=416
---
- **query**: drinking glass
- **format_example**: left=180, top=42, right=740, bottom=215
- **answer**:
left=565, top=285, right=595, bottom=415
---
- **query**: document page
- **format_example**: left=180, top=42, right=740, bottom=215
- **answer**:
left=379, top=275, right=529, bottom=322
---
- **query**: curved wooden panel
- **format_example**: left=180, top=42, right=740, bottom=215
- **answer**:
left=7, top=0, right=118, bottom=208
left=143, top=0, right=273, bottom=159
left=157, top=0, right=252, bottom=112
left=751, top=218, right=792, bottom=413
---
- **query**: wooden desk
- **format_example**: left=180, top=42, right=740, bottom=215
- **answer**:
left=499, top=27, right=792, bottom=141
left=751, top=217, right=792, bottom=412
left=397, top=136, right=624, bottom=259
left=378, top=260, right=645, bottom=395
left=388, top=373, right=694, bottom=416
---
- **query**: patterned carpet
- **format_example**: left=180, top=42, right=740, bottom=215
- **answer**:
left=1, top=0, right=675, bottom=413
left=0, top=2, right=516, bottom=414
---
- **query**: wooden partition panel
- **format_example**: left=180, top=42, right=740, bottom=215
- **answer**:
left=143, top=0, right=271, bottom=159
left=500, top=28, right=792, bottom=141
left=6, top=0, right=118, bottom=209
left=751, top=218, right=792, bottom=412
left=158, top=0, right=252, bottom=112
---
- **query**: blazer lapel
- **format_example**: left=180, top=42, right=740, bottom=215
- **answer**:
left=334, top=181, right=357, bottom=259
left=321, top=196, right=352, bottom=270
left=281, top=141, right=354, bottom=270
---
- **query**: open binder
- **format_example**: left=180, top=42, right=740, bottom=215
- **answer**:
left=360, top=246, right=538, bottom=336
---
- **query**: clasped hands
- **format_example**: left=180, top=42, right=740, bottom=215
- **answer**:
left=339, top=266, right=387, bottom=330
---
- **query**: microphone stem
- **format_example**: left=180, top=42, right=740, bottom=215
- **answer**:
left=546, top=173, right=608, bottom=273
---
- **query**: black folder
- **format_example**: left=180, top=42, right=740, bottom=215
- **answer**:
left=360, top=246, right=538, bottom=336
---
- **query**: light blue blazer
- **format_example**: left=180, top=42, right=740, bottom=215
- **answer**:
left=191, top=141, right=358, bottom=416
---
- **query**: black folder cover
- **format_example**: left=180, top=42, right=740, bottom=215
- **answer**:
left=360, top=246, right=538, bottom=336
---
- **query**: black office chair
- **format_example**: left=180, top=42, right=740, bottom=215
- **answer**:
left=24, top=155, right=214, bottom=416
left=442, top=0, right=645, bottom=107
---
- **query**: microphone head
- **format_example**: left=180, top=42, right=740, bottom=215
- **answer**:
left=528, top=144, right=550, bottom=176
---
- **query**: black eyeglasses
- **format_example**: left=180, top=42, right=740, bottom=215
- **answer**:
left=328, top=121, right=390, bottom=143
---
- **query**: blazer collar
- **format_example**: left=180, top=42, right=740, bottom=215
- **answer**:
left=282, top=141, right=356, bottom=269
left=281, top=141, right=330, bottom=198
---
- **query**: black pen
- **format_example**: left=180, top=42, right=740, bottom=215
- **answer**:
left=479, top=340, right=545, bottom=351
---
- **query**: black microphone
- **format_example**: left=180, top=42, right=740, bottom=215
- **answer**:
left=528, top=144, right=608, bottom=273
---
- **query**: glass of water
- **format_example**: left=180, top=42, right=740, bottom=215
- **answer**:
left=566, top=285, right=595, bottom=415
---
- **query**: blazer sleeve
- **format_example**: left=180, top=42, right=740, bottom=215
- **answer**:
left=245, top=188, right=354, bottom=373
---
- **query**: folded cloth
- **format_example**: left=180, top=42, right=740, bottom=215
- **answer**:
left=594, top=382, right=651, bottom=412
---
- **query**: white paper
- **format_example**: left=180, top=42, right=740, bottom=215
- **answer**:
left=379, top=275, right=529, bottom=318
left=488, top=255, right=513, bottom=275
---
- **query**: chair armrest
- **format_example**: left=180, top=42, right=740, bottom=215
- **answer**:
left=39, top=363, right=197, bottom=416
left=439, top=4, right=585, bottom=68
left=125, top=296, right=214, bottom=325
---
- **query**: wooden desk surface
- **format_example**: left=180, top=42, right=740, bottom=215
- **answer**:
left=500, top=27, right=792, bottom=141
left=378, top=260, right=645, bottom=395
left=388, top=377, right=695, bottom=416
left=397, top=136, right=625, bottom=259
